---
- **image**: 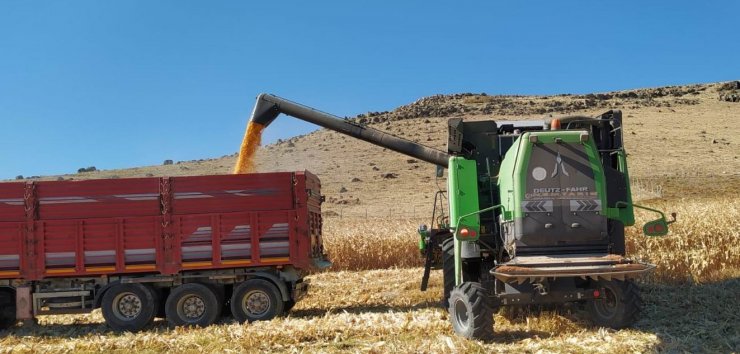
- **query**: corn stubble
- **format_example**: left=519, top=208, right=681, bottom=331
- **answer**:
left=2, top=268, right=736, bottom=353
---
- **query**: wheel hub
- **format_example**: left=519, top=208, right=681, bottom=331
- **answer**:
left=593, top=287, right=619, bottom=318
left=178, top=295, right=206, bottom=320
left=454, top=298, right=470, bottom=329
left=113, top=292, right=142, bottom=320
left=243, top=290, right=270, bottom=316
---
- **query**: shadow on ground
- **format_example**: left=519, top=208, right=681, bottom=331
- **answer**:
left=289, top=300, right=441, bottom=317
left=1, top=278, right=737, bottom=351
left=637, top=278, right=739, bottom=353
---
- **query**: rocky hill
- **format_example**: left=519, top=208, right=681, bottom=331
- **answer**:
left=10, top=81, right=740, bottom=219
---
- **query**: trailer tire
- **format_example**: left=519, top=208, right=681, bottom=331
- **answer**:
left=165, top=283, right=221, bottom=327
left=101, top=283, right=158, bottom=332
left=441, top=237, right=455, bottom=308
left=231, top=279, right=284, bottom=323
left=0, top=289, right=16, bottom=331
left=448, top=282, right=494, bottom=340
left=587, top=279, right=642, bottom=329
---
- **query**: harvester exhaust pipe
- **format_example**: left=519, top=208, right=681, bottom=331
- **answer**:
left=249, top=93, right=451, bottom=168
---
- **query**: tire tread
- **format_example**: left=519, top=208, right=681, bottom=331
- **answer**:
left=449, top=281, right=495, bottom=340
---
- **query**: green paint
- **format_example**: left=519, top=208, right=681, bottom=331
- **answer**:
left=618, top=201, right=673, bottom=236
left=496, top=135, right=522, bottom=221
left=614, top=150, right=635, bottom=225
left=417, top=228, right=429, bottom=251
left=447, top=156, right=480, bottom=285
left=447, top=157, right=481, bottom=234
left=498, top=131, right=609, bottom=221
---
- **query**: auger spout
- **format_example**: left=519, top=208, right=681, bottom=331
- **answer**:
left=247, top=93, right=450, bottom=168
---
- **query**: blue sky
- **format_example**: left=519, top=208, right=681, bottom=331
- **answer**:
left=1, top=1, right=738, bottom=179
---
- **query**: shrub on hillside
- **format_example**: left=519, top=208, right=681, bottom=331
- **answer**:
left=77, top=166, right=97, bottom=173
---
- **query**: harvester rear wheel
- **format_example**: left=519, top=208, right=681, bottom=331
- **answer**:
left=587, top=279, right=642, bottom=329
left=448, top=282, right=494, bottom=340
left=0, top=289, right=16, bottom=330
left=441, top=237, right=455, bottom=308
left=231, top=279, right=284, bottom=323
left=101, top=283, right=158, bottom=332
left=165, top=283, right=221, bottom=327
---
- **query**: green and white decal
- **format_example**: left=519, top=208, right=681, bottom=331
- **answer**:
left=498, top=131, right=616, bottom=251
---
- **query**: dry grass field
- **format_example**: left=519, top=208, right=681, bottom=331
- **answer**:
left=1, top=270, right=737, bottom=353
left=2, top=81, right=739, bottom=353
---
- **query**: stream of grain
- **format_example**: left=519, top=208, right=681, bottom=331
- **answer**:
left=233, top=122, right=265, bottom=174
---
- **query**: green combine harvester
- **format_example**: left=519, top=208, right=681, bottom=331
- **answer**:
left=246, top=93, right=674, bottom=339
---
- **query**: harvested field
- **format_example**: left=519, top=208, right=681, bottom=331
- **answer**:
left=1, top=196, right=737, bottom=353
left=1, top=269, right=737, bottom=353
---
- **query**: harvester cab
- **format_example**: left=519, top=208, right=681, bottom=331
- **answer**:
left=242, top=94, right=672, bottom=340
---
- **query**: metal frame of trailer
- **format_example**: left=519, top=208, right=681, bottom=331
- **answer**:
left=0, top=171, right=328, bottom=330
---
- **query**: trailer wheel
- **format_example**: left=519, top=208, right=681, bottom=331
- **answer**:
left=231, top=279, right=284, bottom=323
left=441, top=237, right=455, bottom=308
left=448, top=282, right=494, bottom=340
left=587, top=279, right=642, bottom=329
left=165, top=283, right=221, bottom=327
left=0, top=289, right=16, bottom=330
left=101, top=283, right=158, bottom=332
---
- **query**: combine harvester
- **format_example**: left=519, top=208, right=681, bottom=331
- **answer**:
left=240, top=94, right=674, bottom=339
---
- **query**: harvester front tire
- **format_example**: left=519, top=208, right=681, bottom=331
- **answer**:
left=441, top=237, right=455, bottom=308
left=448, top=282, right=494, bottom=340
left=587, top=279, right=642, bottom=329
left=101, top=283, right=158, bottom=332
left=231, top=279, right=284, bottom=323
left=165, top=283, right=221, bottom=327
left=0, top=289, right=16, bottom=330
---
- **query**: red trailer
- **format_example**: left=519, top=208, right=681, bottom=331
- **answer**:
left=0, top=171, right=328, bottom=331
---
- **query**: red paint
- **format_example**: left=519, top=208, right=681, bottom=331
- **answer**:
left=0, top=172, right=323, bottom=281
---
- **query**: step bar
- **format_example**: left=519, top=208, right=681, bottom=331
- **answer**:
left=491, top=254, right=655, bottom=284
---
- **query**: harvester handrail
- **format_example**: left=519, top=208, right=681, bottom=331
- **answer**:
left=453, top=204, right=506, bottom=235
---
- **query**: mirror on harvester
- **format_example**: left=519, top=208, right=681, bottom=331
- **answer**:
left=436, top=165, right=445, bottom=178
left=643, top=218, right=669, bottom=236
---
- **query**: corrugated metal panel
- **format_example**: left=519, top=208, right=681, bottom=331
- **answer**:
left=37, top=178, right=160, bottom=220
left=0, top=172, right=319, bottom=280
left=0, top=183, right=26, bottom=222
left=0, top=223, right=22, bottom=271
left=171, top=173, right=294, bottom=215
